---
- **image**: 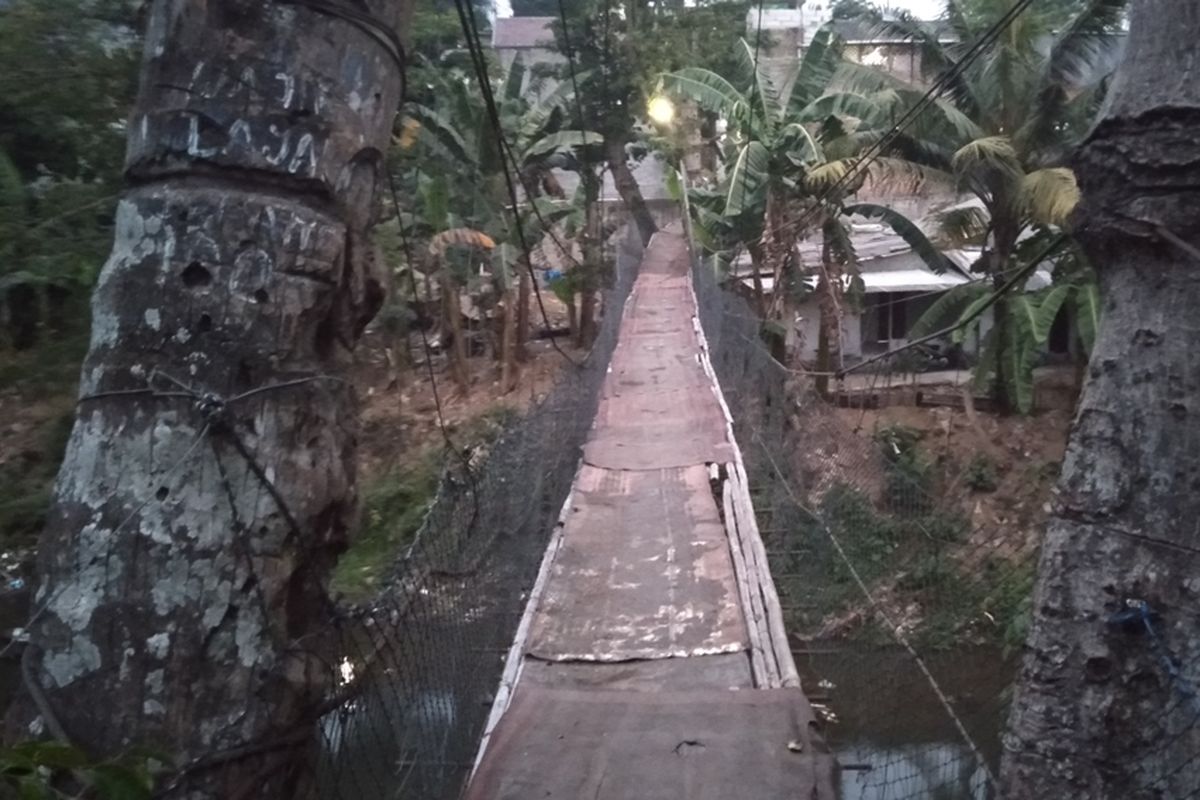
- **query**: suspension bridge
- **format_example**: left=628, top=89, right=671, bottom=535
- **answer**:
left=463, top=227, right=835, bottom=798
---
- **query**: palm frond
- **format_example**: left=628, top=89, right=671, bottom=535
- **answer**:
left=1020, top=168, right=1080, bottom=228
left=521, top=130, right=604, bottom=161
left=724, top=141, right=770, bottom=218
left=660, top=68, right=745, bottom=116
left=952, top=136, right=1023, bottom=184
left=863, top=157, right=955, bottom=195
left=1046, top=0, right=1126, bottom=89
left=845, top=202, right=956, bottom=275
left=805, top=160, right=853, bottom=194
left=908, top=281, right=988, bottom=339
left=932, top=204, right=991, bottom=248
left=786, top=26, right=844, bottom=115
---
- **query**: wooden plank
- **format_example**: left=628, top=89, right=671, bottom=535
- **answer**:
left=722, top=477, right=769, bottom=686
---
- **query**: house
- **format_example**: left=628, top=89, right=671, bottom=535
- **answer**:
left=733, top=219, right=978, bottom=365
left=747, top=2, right=955, bottom=88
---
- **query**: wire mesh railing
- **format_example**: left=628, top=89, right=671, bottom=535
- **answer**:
left=686, top=238, right=1200, bottom=799
left=308, top=224, right=641, bottom=800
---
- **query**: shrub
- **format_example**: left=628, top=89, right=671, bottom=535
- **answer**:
left=964, top=453, right=998, bottom=492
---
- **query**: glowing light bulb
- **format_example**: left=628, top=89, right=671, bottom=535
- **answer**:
left=647, top=95, right=676, bottom=126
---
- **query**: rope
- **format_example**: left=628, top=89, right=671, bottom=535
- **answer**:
left=1109, top=600, right=1200, bottom=717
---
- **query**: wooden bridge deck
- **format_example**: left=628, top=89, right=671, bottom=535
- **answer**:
left=465, top=230, right=836, bottom=799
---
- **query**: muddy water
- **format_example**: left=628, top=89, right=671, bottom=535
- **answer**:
left=796, top=644, right=1017, bottom=800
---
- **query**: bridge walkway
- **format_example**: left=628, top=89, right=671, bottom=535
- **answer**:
left=465, top=229, right=836, bottom=799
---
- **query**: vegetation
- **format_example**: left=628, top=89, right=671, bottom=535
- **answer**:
left=0, top=740, right=163, bottom=799
left=866, top=0, right=1123, bottom=411
left=662, top=26, right=960, bottom=384
left=963, top=453, right=998, bottom=492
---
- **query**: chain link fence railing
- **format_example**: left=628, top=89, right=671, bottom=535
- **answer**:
left=310, top=225, right=641, bottom=800
left=687, top=240, right=1199, bottom=799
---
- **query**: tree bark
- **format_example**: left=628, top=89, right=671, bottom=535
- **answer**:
left=1002, top=3, right=1200, bottom=796
left=815, top=226, right=844, bottom=395
left=442, top=273, right=470, bottom=396
left=8, top=1, right=407, bottom=795
left=499, top=288, right=517, bottom=393
left=576, top=181, right=602, bottom=349
left=762, top=186, right=793, bottom=320
left=746, top=240, right=767, bottom=316
left=604, top=137, right=657, bottom=246
left=5, top=283, right=39, bottom=350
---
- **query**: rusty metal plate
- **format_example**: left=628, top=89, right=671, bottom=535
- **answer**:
left=465, top=686, right=837, bottom=800
left=522, top=654, right=754, bottom=691
left=582, top=423, right=734, bottom=470
left=528, top=465, right=747, bottom=661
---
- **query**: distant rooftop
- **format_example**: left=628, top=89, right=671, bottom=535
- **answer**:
left=492, top=16, right=556, bottom=49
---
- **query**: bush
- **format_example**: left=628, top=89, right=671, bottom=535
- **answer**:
left=964, top=453, right=998, bottom=492
left=874, top=425, right=934, bottom=514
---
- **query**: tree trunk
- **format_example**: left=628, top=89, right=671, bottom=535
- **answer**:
left=991, top=272, right=1014, bottom=414
left=815, top=228, right=844, bottom=395
left=516, top=266, right=531, bottom=361
left=577, top=182, right=602, bottom=349
left=442, top=274, right=469, bottom=396
left=1002, top=3, right=1200, bottom=796
left=604, top=136, right=657, bottom=246
left=6, top=282, right=39, bottom=350
left=762, top=187, right=793, bottom=320
left=8, top=2, right=407, bottom=795
left=499, top=288, right=517, bottom=393
left=565, top=293, right=578, bottom=342
left=746, top=241, right=767, bottom=316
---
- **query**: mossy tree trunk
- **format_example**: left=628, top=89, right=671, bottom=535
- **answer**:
left=1002, top=3, right=1200, bottom=795
left=9, top=1, right=409, bottom=796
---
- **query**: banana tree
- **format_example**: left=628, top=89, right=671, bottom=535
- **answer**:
left=661, top=27, right=952, bottom=377
left=399, top=57, right=601, bottom=385
left=858, top=0, right=1125, bottom=411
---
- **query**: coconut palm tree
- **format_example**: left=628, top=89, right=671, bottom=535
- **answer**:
left=857, top=0, right=1125, bottom=411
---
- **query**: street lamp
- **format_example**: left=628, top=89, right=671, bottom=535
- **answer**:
left=647, top=95, right=676, bottom=127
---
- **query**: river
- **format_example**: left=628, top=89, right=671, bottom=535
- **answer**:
left=797, top=644, right=1017, bottom=800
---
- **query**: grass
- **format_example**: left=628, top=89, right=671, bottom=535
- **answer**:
left=779, top=420, right=1031, bottom=651
left=964, top=453, right=999, bottom=492
left=330, top=404, right=518, bottom=604
left=0, top=334, right=85, bottom=563
left=331, top=453, right=442, bottom=604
